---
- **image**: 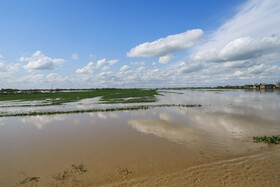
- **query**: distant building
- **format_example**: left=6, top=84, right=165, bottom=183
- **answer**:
left=253, top=83, right=260, bottom=89
left=260, top=83, right=275, bottom=89
left=244, top=84, right=253, bottom=89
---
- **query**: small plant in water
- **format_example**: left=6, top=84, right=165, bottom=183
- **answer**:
left=19, top=171, right=40, bottom=184
left=253, top=135, right=280, bottom=144
left=52, top=170, right=72, bottom=181
left=72, top=163, right=87, bottom=173
left=119, top=168, right=132, bottom=176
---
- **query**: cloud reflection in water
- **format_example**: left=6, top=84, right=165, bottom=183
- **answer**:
left=21, top=115, right=66, bottom=129
left=128, top=119, right=200, bottom=144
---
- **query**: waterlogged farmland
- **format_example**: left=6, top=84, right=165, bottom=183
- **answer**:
left=0, top=89, right=163, bottom=116
left=0, top=89, right=280, bottom=186
left=0, top=89, right=159, bottom=106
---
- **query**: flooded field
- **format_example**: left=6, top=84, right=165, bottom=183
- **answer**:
left=0, top=89, right=280, bottom=186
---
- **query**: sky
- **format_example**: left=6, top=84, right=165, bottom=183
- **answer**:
left=0, top=0, right=279, bottom=89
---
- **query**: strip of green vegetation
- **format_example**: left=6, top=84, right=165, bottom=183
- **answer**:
left=253, top=135, right=280, bottom=144
left=0, top=89, right=159, bottom=106
left=99, top=97, right=157, bottom=104
left=0, top=104, right=201, bottom=118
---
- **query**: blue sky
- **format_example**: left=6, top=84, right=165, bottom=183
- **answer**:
left=0, top=0, right=279, bottom=88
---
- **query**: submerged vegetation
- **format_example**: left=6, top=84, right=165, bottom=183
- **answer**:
left=19, top=171, right=40, bottom=185
left=0, top=88, right=159, bottom=106
left=51, top=163, right=87, bottom=186
left=253, top=135, right=280, bottom=144
left=0, top=104, right=201, bottom=118
left=0, top=88, right=203, bottom=117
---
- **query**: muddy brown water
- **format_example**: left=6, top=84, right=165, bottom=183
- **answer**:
left=0, top=89, right=280, bottom=186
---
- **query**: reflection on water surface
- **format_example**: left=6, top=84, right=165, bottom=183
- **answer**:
left=0, top=89, right=280, bottom=186
left=128, top=119, right=201, bottom=144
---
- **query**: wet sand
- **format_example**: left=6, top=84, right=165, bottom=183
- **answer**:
left=0, top=89, right=280, bottom=186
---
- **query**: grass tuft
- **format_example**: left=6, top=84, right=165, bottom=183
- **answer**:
left=253, top=135, right=280, bottom=144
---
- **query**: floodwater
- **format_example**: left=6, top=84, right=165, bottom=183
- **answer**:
left=0, top=89, right=280, bottom=186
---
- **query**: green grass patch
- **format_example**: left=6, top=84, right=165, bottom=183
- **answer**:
left=0, top=89, right=159, bottom=106
left=0, top=104, right=201, bottom=118
left=253, top=135, right=280, bottom=144
left=99, top=96, right=157, bottom=104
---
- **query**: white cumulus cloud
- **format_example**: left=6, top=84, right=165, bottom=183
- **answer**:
left=76, top=62, right=97, bottom=74
left=21, top=51, right=65, bottom=71
left=76, top=58, right=118, bottom=74
left=179, top=63, right=203, bottom=74
left=127, top=29, right=203, bottom=59
left=96, top=58, right=118, bottom=67
left=158, top=54, right=173, bottom=64
left=189, top=36, right=280, bottom=63
left=120, top=65, right=131, bottom=72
